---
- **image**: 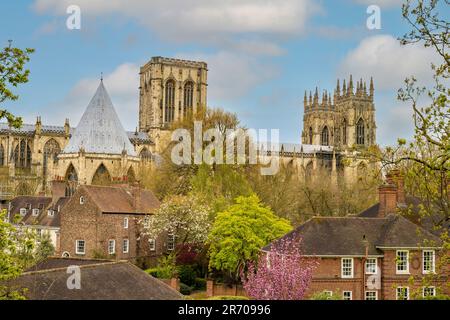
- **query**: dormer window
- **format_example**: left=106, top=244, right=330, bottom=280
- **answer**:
left=32, top=208, right=40, bottom=216
left=19, top=208, right=27, bottom=216
left=26, top=203, right=31, bottom=210
left=47, top=210, right=54, bottom=217
left=79, top=196, right=85, bottom=205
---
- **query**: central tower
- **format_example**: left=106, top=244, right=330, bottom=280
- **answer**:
left=138, top=57, right=208, bottom=134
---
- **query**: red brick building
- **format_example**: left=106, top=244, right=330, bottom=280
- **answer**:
left=266, top=176, right=448, bottom=300
left=58, top=184, right=163, bottom=264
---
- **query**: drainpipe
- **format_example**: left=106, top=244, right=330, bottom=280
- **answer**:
left=362, top=235, right=369, bottom=300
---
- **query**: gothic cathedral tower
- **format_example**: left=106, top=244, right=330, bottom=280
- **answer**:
left=138, top=57, right=208, bottom=135
left=301, top=75, right=376, bottom=150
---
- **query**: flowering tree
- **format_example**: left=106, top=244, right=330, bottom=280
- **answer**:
left=141, top=195, right=212, bottom=252
left=242, top=237, right=317, bottom=300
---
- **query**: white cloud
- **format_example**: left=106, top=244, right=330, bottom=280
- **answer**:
left=39, top=63, right=140, bottom=131
left=352, top=0, right=404, bottom=8
left=338, top=34, right=438, bottom=90
left=33, top=0, right=320, bottom=42
left=178, top=51, right=280, bottom=101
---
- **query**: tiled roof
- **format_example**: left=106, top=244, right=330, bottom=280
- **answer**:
left=8, top=195, right=70, bottom=228
left=81, top=185, right=160, bottom=214
left=62, top=81, right=137, bottom=156
left=264, top=215, right=442, bottom=256
left=12, top=258, right=183, bottom=300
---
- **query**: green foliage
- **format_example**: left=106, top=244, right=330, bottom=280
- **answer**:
left=177, top=264, right=197, bottom=287
left=208, top=194, right=292, bottom=280
left=156, top=254, right=178, bottom=279
left=0, top=40, right=34, bottom=128
left=0, top=210, right=37, bottom=300
left=194, top=277, right=207, bottom=290
left=207, top=295, right=249, bottom=300
left=191, top=163, right=253, bottom=213
left=145, top=267, right=159, bottom=277
left=310, top=291, right=343, bottom=300
left=35, top=233, right=55, bottom=262
left=180, top=282, right=194, bottom=295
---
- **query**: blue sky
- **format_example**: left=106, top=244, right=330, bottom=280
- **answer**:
left=0, top=0, right=441, bottom=146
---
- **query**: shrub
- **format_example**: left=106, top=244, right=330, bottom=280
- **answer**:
left=178, top=265, right=197, bottom=287
left=145, top=268, right=159, bottom=277
left=195, top=277, right=207, bottom=290
left=310, top=291, right=342, bottom=300
left=180, top=283, right=194, bottom=295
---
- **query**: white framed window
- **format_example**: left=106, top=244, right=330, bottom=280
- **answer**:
left=75, top=240, right=85, bottom=255
left=19, top=208, right=27, bottom=216
left=62, top=251, right=70, bottom=258
left=79, top=196, right=85, bottom=205
left=365, top=291, right=377, bottom=300
left=167, top=234, right=175, bottom=251
left=343, top=291, right=352, bottom=300
left=123, top=239, right=129, bottom=254
left=149, top=239, right=156, bottom=251
left=108, top=239, right=116, bottom=255
left=396, top=287, right=409, bottom=300
left=365, top=258, right=377, bottom=274
left=423, top=286, right=436, bottom=298
left=47, top=209, right=54, bottom=217
left=396, top=250, right=409, bottom=274
left=143, top=217, right=150, bottom=228
left=32, top=208, right=40, bottom=216
left=341, top=258, right=354, bottom=278
left=124, top=217, right=129, bottom=229
left=422, top=250, right=435, bottom=274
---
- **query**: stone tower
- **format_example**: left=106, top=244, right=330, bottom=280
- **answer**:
left=138, top=57, right=208, bottom=134
left=301, top=75, right=376, bottom=150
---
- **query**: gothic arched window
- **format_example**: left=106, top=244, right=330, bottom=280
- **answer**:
left=184, top=81, right=194, bottom=116
left=139, top=148, right=152, bottom=162
left=356, top=118, right=365, bottom=145
left=309, top=127, right=313, bottom=144
left=91, top=163, right=111, bottom=186
left=43, top=139, right=61, bottom=177
left=321, top=126, right=329, bottom=146
left=0, top=144, right=4, bottom=166
left=342, top=119, right=347, bottom=145
left=164, top=80, right=175, bottom=123
left=14, top=140, right=32, bottom=169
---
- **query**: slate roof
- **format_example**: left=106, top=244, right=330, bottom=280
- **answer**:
left=358, top=196, right=449, bottom=236
left=62, top=81, right=137, bottom=156
left=10, top=258, right=183, bottom=300
left=81, top=185, right=160, bottom=214
left=264, top=215, right=442, bottom=256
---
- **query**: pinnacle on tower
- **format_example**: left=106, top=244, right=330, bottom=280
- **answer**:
left=348, top=75, right=353, bottom=95
left=370, top=77, right=374, bottom=99
left=314, top=87, right=319, bottom=105
left=342, top=79, right=347, bottom=94
left=336, top=79, right=340, bottom=95
left=309, top=91, right=313, bottom=107
left=363, top=82, right=367, bottom=95
left=304, top=91, right=308, bottom=109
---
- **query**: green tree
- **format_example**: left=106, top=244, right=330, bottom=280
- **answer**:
left=208, top=194, right=292, bottom=281
left=0, top=40, right=34, bottom=128
left=142, top=195, right=212, bottom=253
left=0, top=210, right=35, bottom=300
left=375, top=0, right=449, bottom=298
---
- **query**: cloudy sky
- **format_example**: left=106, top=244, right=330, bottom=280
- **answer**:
left=0, top=0, right=440, bottom=145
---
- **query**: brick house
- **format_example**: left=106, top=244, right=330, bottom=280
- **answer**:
left=58, top=184, right=163, bottom=264
left=4, top=194, right=69, bottom=251
left=265, top=175, right=448, bottom=300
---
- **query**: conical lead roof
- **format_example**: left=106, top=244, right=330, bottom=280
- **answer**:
left=63, top=80, right=136, bottom=156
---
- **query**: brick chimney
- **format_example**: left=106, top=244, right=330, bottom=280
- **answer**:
left=378, top=183, right=398, bottom=217
left=386, top=170, right=406, bottom=205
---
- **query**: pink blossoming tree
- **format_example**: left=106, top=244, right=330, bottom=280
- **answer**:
left=242, top=237, right=317, bottom=300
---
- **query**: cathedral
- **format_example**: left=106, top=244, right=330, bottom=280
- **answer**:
left=0, top=55, right=376, bottom=200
